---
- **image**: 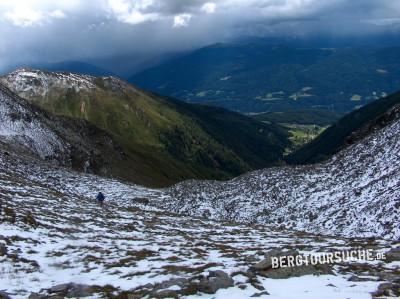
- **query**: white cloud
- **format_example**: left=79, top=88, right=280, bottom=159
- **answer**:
left=115, top=9, right=159, bottom=24
left=173, top=13, right=192, bottom=28
left=49, top=9, right=66, bottom=19
left=4, top=6, right=44, bottom=27
left=201, top=2, right=216, bottom=14
left=107, top=0, right=160, bottom=25
left=1, top=1, right=68, bottom=27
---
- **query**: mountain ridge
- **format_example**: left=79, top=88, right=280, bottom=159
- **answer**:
left=1, top=69, right=289, bottom=187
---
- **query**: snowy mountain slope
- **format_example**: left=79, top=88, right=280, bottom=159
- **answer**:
left=0, top=83, right=68, bottom=160
left=164, top=105, right=400, bottom=240
left=0, top=82, right=147, bottom=180
left=0, top=147, right=399, bottom=299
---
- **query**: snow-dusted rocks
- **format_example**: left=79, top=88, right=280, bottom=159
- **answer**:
left=164, top=109, right=400, bottom=240
left=2, top=68, right=96, bottom=98
left=1, top=146, right=399, bottom=298
left=0, top=82, right=133, bottom=178
left=0, top=68, right=137, bottom=102
left=0, top=83, right=68, bottom=160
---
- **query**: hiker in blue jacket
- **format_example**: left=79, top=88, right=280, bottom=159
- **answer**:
left=96, top=192, right=105, bottom=205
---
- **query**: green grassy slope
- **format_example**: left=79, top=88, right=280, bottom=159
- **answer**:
left=2, top=70, right=289, bottom=187
left=286, top=91, right=400, bottom=164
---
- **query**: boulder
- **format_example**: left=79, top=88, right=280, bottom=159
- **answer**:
left=48, top=283, right=96, bottom=298
left=23, top=212, right=39, bottom=228
left=251, top=291, right=270, bottom=297
left=251, top=249, right=299, bottom=271
left=0, top=291, right=12, bottom=299
left=153, top=290, right=179, bottom=299
left=372, top=282, right=400, bottom=297
left=131, top=277, right=198, bottom=297
left=385, top=247, right=400, bottom=263
left=251, top=249, right=332, bottom=279
left=154, top=278, right=188, bottom=291
left=132, top=197, right=150, bottom=205
left=0, top=243, right=7, bottom=256
left=28, top=293, right=46, bottom=299
left=197, top=270, right=234, bottom=294
left=251, top=249, right=286, bottom=270
left=66, top=284, right=96, bottom=298
left=259, top=264, right=331, bottom=279
left=49, top=284, right=71, bottom=294
left=348, top=275, right=372, bottom=282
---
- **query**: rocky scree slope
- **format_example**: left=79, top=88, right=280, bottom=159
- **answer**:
left=163, top=104, right=400, bottom=240
left=1, top=69, right=289, bottom=187
left=0, top=146, right=399, bottom=298
left=0, top=83, right=127, bottom=175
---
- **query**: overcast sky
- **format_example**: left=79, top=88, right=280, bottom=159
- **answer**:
left=1, top=0, right=400, bottom=73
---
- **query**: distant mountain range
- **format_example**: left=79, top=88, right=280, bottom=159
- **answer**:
left=39, top=61, right=115, bottom=77
left=1, top=69, right=289, bottom=187
left=130, top=41, right=400, bottom=115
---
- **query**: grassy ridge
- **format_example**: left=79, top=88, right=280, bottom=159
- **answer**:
left=3, top=71, right=289, bottom=186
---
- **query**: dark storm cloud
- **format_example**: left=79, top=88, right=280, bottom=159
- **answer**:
left=0, top=0, right=399, bottom=73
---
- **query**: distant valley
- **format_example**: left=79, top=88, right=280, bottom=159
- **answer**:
left=130, top=41, right=400, bottom=115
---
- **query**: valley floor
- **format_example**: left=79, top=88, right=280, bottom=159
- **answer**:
left=0, top=149, right=399, bottom=298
